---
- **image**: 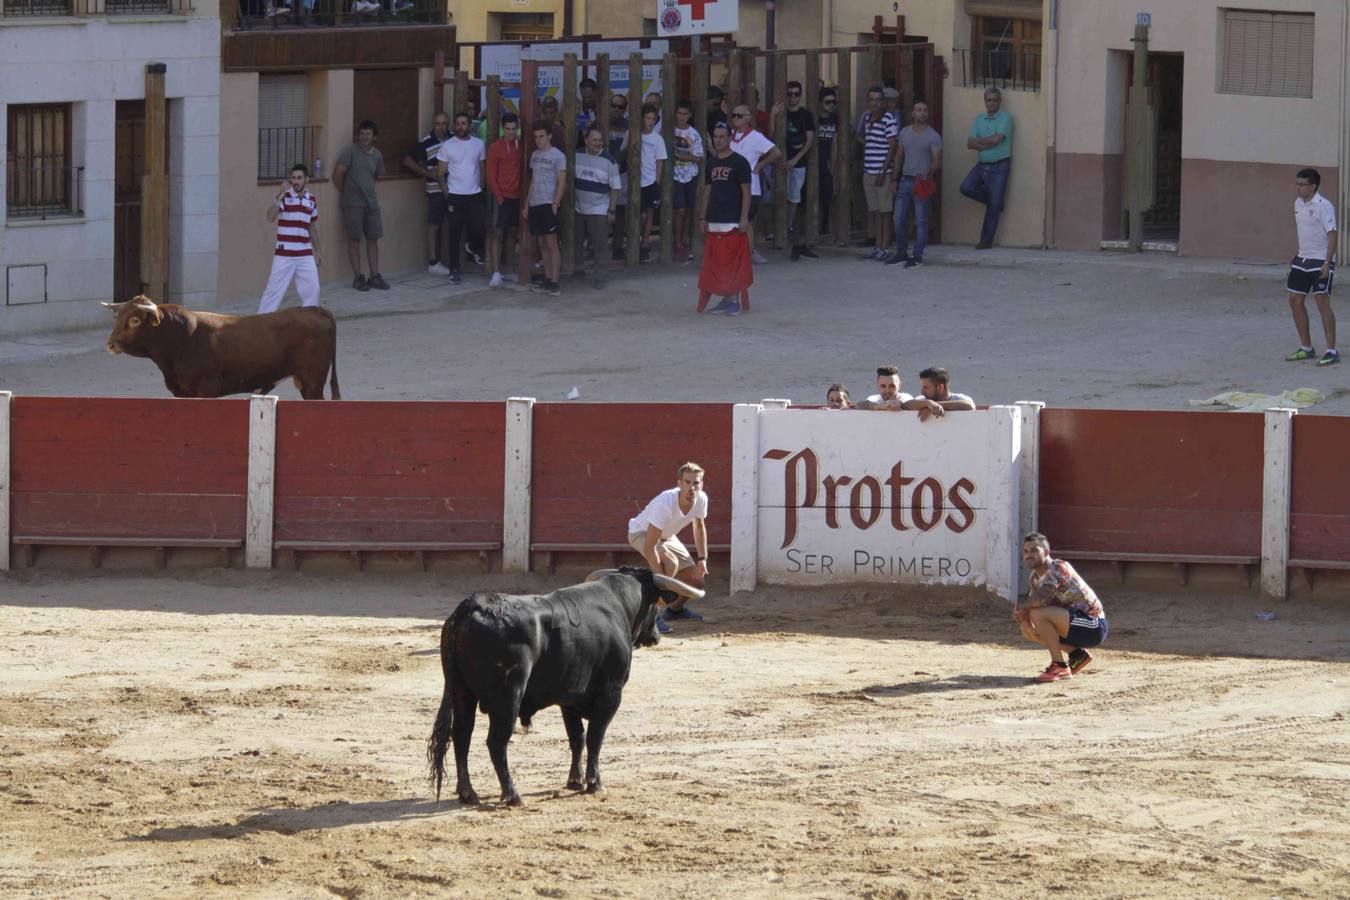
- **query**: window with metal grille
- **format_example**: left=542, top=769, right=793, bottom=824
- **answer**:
left=1219, top=10, right=1314, bottom=98
left=6, top=103, right=81, bottom=219
left=257, top=73, right=316, bottom=180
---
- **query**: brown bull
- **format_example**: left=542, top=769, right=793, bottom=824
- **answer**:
left=103, top=295, right=340, bottom=399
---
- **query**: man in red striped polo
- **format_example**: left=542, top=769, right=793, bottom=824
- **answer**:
left=257, top=163, right=322, bottom=314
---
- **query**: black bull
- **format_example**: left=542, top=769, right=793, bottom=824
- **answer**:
left=426, top=567, right=703, bottom=806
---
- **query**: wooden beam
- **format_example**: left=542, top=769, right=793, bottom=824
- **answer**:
left=771, top=50, right=788, bottom=251
left=835, top=48, right=852, bottom=245
left=141, top=63, right=169, bottom=302
left=727, top=48, right=743, bottom=111
left=625, top=52, right=643, bottom=267
left=486, top=75, right=501, bottom=142
left=659, top=53, right=676, bottom=264
left=690, top=51, right=710, bottom=263
left=804, top=49, right=820, bottom=249
left=517, top=60, right=539, bottom=288
left=434, top=49, right=446, bottom=113
left=560, top=53, right=578, bottom=277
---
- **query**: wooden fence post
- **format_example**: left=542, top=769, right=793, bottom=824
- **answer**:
left=141, top=63, right=169, bottom=302
left=517, top=60, right=539, bottom=287
left=835, top=49, right=853, bottom=245
left=433, top=50, right=445, bottom=113
left=659, top=53, right=676, bottom=263
left=691, top=51, right=710, bottom=262
left=561, top=53, right=578, bottom=277
left=804, top=49, right=820, bottom=249
left=596, top=54, right=612, bottom=266
left=625, top=52, right=643, bottom=267
left=486, top=75, right=502, bottom=142
left=771, top=50, right=788, bottom=251
left=454, top=69, right=469, bottom=117
left=727, top=48, right=743, bottom=109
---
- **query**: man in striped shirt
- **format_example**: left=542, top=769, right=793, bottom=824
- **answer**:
left=257, top=163, right=322, bottom=314
left=856, top=85, right=898, bottom=260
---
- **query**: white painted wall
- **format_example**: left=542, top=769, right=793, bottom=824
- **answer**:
left=1056, top=0, right=1343, bottom=164
left=0, top=15, right=219, bottom=335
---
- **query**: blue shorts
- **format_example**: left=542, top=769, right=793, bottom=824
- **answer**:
left=1064, top=614, right=1108, bottom=649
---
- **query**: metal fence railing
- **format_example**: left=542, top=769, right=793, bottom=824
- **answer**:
left=234, top=0, right=446, bottom=29
left=954, top=48, right=1041, bottom=93
left=257, top=125, right=321, bottom=181
left=6, top=165, right=84, bottom=220
left=1, top=0, right=192, bottom=14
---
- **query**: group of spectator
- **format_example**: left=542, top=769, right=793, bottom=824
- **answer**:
left=254, top=80, right=1016, bottom=311
left=825, top=365, right=975, bottom=421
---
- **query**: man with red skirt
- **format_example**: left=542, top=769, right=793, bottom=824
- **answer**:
left=697, top=122, right=753, bottom=316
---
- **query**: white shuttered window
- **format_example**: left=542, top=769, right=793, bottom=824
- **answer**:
left=1219, top=10, right=1314, bottom=99
left=257, top=74, right=312, bottom=180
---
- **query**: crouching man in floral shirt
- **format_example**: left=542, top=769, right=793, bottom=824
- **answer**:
left=1015, top=532, right=1108, bottom=682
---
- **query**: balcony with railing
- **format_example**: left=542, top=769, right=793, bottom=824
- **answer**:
left=954, top=47, right=1041, bottom=93
left=6, top=164, right=84, bottom=220
left=233, top=0, right=445, bottom=29
left=257, top=125, right=321, bottom=181
left=1, top=0, right=192, bottom=15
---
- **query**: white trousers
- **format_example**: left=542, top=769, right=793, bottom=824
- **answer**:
left=257, top=254, right=320, bottom=314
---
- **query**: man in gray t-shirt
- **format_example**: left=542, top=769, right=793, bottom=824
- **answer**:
left=525, top=122, right=568, bottom=296
left=884, top=101, right=942, bottom=268
left=333, top=119, right=389, bottom=291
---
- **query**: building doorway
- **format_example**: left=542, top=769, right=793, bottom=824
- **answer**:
left=114, top=100, right=145, bottom=301
left=1127, top=52, right=1183, bottom=243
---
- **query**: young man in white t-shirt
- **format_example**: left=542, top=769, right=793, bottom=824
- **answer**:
left=638, top=104, right=668, bottom=262
left=1285, top=167, right=1339, bottom=366
left=671, top=99, right=705, bottom=262
left=627, top=461, right=709, bottom=631
left=730, top=104, right=782, bottom=265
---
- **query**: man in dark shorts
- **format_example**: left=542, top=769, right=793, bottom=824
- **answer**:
left=485, top=113, right=522, bottom=289
left=637, top=103, right=668, bottom=262
left=402, top=112, right=451, bottom=275
left=1284, top=167, right=1339, bottom=366
left=333, top=119, right=388, bottom=291
left=526, top=121, right=567, bottom=297
left=1015, top=532, right=1108, bottom=683
left=697, top=122, right=752, bottom=316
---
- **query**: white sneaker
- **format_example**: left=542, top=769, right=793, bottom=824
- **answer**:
left=489, top=271, right=503, bottom=288
left=750, top=249, right=768, bottom=264
left=428, top=262, right=450, bottom=275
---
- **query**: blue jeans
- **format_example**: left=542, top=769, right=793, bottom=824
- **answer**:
left=959, top=158, right=1010, bottom=245
left=892, top=175, right=930, bottom=259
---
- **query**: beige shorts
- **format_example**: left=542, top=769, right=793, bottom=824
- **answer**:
left=863, top=173, right=895, bottom=213
left=627, top=531, right=694, bottom=572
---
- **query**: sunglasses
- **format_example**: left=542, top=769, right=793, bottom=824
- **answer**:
left=733, top=112, right=749, bottom=118
left=786, top=91, right=801, bottom=97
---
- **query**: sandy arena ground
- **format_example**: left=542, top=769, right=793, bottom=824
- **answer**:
left=2, top=570, right=1348, bottom=898
left=2, top=251, right=1349, bottom=896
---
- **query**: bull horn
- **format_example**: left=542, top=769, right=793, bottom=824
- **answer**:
left=133, top=300, right=158, bottom=312
left=100, top=301, right=130, bottom=310
left=584, top=569, right=620, bottom=583
left=652, top=574, right=705, bottom=600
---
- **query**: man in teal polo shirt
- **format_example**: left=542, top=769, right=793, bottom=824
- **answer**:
left=960, top=87, right=1012, bottom=249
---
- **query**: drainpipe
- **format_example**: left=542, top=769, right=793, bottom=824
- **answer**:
left=1043, top=0, right=1059, bottom=248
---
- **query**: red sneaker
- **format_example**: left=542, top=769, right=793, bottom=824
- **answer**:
left=1035, top=662, right=1073, bottom=683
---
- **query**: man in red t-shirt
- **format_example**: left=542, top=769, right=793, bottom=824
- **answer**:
left=485, top=113, right=522, bottom=288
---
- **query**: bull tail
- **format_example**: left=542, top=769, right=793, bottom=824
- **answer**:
left=426, top=614, right=457, bottom=801
left=327, top=318, right=341, bottom=400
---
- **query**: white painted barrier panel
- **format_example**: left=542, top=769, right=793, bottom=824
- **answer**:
left=503, top=397, right=536, bottom=574
left=245, top=395, right=278, bottom=570
left=1261, top=407, right=1295, bottom=599
left=753, top=406, right=1022, bottom=599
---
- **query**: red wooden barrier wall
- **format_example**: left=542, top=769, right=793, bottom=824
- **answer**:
left=529, top=403, right=733, bottom=546
left=1289, top=415, right=1350, bottom=562
left=1037, top=409, right=1264, bottom=557
left=272, top=402, right=504, bottom=543
left=9, top=398, right=249, bottom=539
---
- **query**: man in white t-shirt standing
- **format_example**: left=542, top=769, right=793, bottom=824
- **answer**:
left=434, top=112, right=487, bottom=285
left=1284, top=167, right=1339, bottom=366
left=730, top=104, right=782, bottom=265
left=627, top=461, right=710, bottom=632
